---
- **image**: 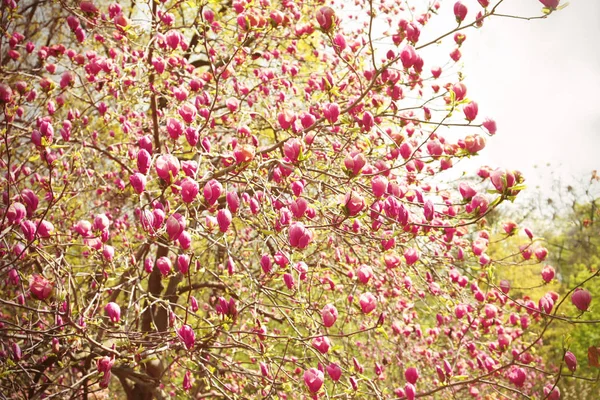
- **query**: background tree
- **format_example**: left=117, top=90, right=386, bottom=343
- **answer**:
left=1, top=0, right=596, bottom=399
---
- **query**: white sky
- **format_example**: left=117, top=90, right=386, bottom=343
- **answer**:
left=454, top=0, right=600, bottom=191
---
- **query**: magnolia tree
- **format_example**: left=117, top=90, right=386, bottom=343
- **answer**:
left=1, top=0, right=597, bottom=398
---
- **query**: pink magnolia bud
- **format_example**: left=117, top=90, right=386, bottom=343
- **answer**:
left=463, top=101, right=478, bottom=121
left=217, top=209, right=232, bottom=233
left=156, top=256, right=172, bottom=276
left=535, top=247, right=548, bottom=262
left=333, top=33, right=347, bottom=51
left=0, top=83, right=13, bottom=104
left=371, top=175, right=388, bottom=198
left=540, top=0, right=560, bottom=10
left=178, top=324, right=195, bottom=350
left=283, top=138, right=303, bottom=163
left=260, top=255, right=272, bottom=274
left=30, top=274, right=53, bottom=300
left=21, top=219, right=36, bottom=241
left=97, top=356, right=114, bottom=374
left=400, top=45, right=417, bottom=68
left=452, top=82, right=467, bottom=101
left=359, top=292, right=377, bottom=314
left=482, top=118, right=497, bottom=134
left=102, top=245, right=115, bottom=261
left=178, top=254, right=190, bottom=274
left=499, top=280, right=511, bottom=294
left=321, top=304, right=338, bottom=327
left=289, top=222, right=313, bottom=249
left=80, top=1, right=99, bottom=14
left=344, top=191, right=365, bottom=216
left=541, top=265, right=555, bottom=283
left=344, top=153, right=366, bottom=176
left=326, top=363, right=342, bottom=381
left=226, top=191, right=240, bottom=213
left=166, top=117, right=183, bottom=139
left=303, top=368, right=324, bottom=393
left=564, top=351, right=577, bottom=372
left=7, top=202, right=26, bottom=224
left=37, top=220, right=54, bottom=238
left=183, top=370, right=193, bottom=391
left=508, top=367, right=526, bottom=387
left=155, top=154, right=180, bottom=184
left=137, top=149, right=151, bottom=174
left=454, top=1, right=468, bottom=22
left=405, top=383, right=416, bottom=400
left=404, top=248, right=419, bottom=265
left=105, top=302, right=121, bottom=323
left=405, top=367, right=419, bottom=384
left=312, top=336, right=331, bottom=354
left=357, top=264, right=373, bottom=284
left=190, top=296, right=199, bottom=312
left=203, top=179, right=223, bottom=206
left=21, top=189, right=39, bottom=216
left=180, top=177, right=199, bottom=203
left=166, top=213, right=186, bottom=241
left=571, top=288, right=591, bottom=311
left=178, top=231, right=192, bottom=249
left=323, top=102, right=340, bottom=124
left=543, top=384, right=561, bottom=400
left=130, top=173, right=147, bottom=194
left=283, top=273, right=295, bottom=289
left=478, top=0, right=490, bottom=6
left=315, top=6, right=336, bottom=31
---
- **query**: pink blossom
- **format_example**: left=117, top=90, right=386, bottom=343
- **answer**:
left=283, top=138, right=303, bottom=163
left=541, top=265, right=555, bottom=283
left=156, top=256, right=172, bottom=276
left=225, top=97, right=239, bottom=112
left=463, top=101, right=478, bottom=121
left=359, top=292, right=377, bottom=314
left=7, top=202, right=26, bottom=224
left=535, top=247, right=548, bottom=261
left=180, top=177, right=199, bottom=203
left=315, top=6, right=336, bottom=31
left=404, top=367, right=419, bottom=384
left=37, top=220, right=54, bottom=238
left=564, top=351, right=577, bottom=372
left=283, top=273, right=295, bottom=289
left=371, top=175, right=388, bottom=198
left=454, top=1, right=468, bottom=22
left=233, top=144, right=255, bottom=164
left=543, top=384, right=560, bottom=400
left=303, top=368, right=324, bottom=393
left=289, top=222, right=313, bottom=249
left=80, top=1, right=99, bottom=14
left=312, top=336, right=331, bottom=354
left=327, top=363, right=342, bottom=381
left=482, top=118, right=497, bottom=134
left=102, top=245, right=115, bottom=261
left=130, top=173, right=147, bottom=194
left=217, top=209, right=232, bottom=233
left=344, top=191, right=365, bottom=216
left=321, top=304, right=338, bottom=327
left=166, top=118, right=183, bottom=139
left=155, top=154, right=180, bottom=183
left=404, top=248, right=419, bottom=265
left=357, top=264, right=373, bottom=284
left=344, top=152, right=366, bottom=176
left=540, top=0, right=560, bottom=9
left=203, top=179, right=223, bottom=206
left=178, top=324, right=195, bottom=350
left=105, top=302, right=121, bottom=323
left=323, top=102, right=340, bottom=124
left=452, top=82, right=467, bottom=101
left=30, top=274, right=53, bottom=300
left=166, top=213, right=186, bottom=241
left=178, top=254, right=190, bottom=274
left=571, top=288, right=591, bottom=311
left=464, top=134, right=486, bottom=154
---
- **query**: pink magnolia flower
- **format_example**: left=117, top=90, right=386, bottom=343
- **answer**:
left=315, top=6, right=336, bottom=31
left=463, top=101, right=478, bottom=121
left=283, top=138, right=303, bottom=163
left=404, top=248, right=419, bottom=265
left=37, top=220, right=54, bottom=238
left=344, top=191, right=365, bottom=216
left=277, top=110, right=296, bottom=130
left=371, top=175, right=388, bottom=198
left=327, top=363, right=342, bottom=381
left=289, top=222, right=313, bottom=249
left=156, top=256, right=172, bottom=276
left=178, top=254, right=190, bottom=274
left=303, top=368, right=324, bottom=393
left=175, top=176, right=198, bottom=201
left=359, top=292, right=377, bottom=314
left=130, top=173, right=147, bottom=194
left=500, top=280, right=511, bottom=294
left=405, top=383, right=416, bottom=400
left=571, top=288, right=591, bottom=311
left=323, top=102, right=340, bottom=124
left=30, top=274, right=53, bottom=300
left=105, top=302, right=121, bottom=323
left=233, top=144, right=255, bottom=164
left=217, top=209, right=232, bottom=233
left=183, top=370, right=193, bottom=391
left=312, top=336, right=331, bottom=354
left=464, top=134, right=486, bottom=154
left=7, top=202, right=26, bottom=224
left=478, top=0, right=490, bottom=6
left=454, top=1, right=468, bottom=22
left=137, top=149, right=151, bottom=174
left=535, top=247, right=548, bottom=261
left=102, top=245, right=115, bottom=261
left=541, top=265, right=555, bottom=283
left=344, top=152, right=366, bottom=176
left=21, top=220, right=36, bottom=241
left=283, top=273, right=295, bottom=290
left=540, top=0, right=560, bottom=9
left=203, top=179, right=223, bottom=206
left=405, top=367, right=419, bottom=384
left=321, top=304, right=338, bottom=327
left=482, top=118, right=497, bottom=134
left=166, top=213, right=186, bottom=241
left=543, top=384, right=561, bottom=400
left=166, top=118, right=183, bottom=139
left=452, top=82, right=467, bottom=101
left=508, top=367, right=526, bottom=387
left=155, top=154, right=180, bottom=183
left=97, top=356, right=113, bottom=375
left=357, top=264, right=374, bottom=284
left=178, top=324, right=195, bottom=350
left=564, top=351, right=577, bottom=372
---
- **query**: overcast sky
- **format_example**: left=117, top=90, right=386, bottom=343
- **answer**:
left=453, top=0, right=600, bottom=192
